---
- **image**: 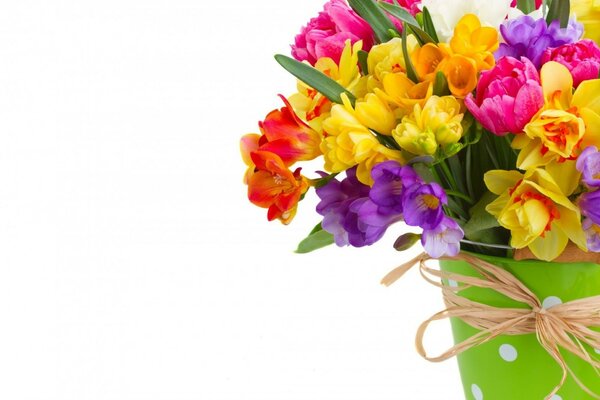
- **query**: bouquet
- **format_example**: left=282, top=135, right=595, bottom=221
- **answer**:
left=240, top=0, right=600, bottom=263
left=239, top=1, right=600, bottom=398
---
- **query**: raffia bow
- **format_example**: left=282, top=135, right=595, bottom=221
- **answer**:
left=382, top=252, right=600, bottom=400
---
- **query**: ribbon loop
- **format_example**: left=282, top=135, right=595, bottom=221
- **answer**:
left=384, top=252, right=600, bottom=400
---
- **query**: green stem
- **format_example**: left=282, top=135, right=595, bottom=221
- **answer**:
left=439, top=159, right=459, bottom=192
left=447, top=190, right=474, bottom=204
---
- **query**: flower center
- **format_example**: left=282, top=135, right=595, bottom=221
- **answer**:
left=514, top=191, right=561, bottom=234
left=422, top=194, right=440, bottom=209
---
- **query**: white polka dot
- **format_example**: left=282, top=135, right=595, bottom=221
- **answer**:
left=448, top=279, right=459, bottom=288
left=471, top=383, right=483, bottom=400
left=549, top=395, right=562, bottom=400
left=499, top=344, right=518, bottom=362
left=542, top=296, right=563, bottom=309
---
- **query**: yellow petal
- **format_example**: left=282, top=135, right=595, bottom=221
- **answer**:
left=484, top=170, right=523, bottom=195
left=580, top=107, right=600, bottom=149
left=545, top=160, right=581, bottom=196
left=527, top=226, right=569, bottom=261
left=555, top=208, right=587, bottom=251
left=516, top=139, right=546, bottom=170
left=511, top=133, right=531, bottom=150
left=572, top=79, right=600, bottom=113
left=540, top=62, right=573, bottom=108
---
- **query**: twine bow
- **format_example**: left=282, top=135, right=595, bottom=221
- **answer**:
left=382, top=252, right=600, bottom=400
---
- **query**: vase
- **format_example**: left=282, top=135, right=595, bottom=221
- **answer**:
left=439, top=253, right=600, bottom=400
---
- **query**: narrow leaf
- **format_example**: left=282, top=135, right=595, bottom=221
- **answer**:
left=432, top=71, right=449, bottom=96
left=421, top=7, right=439, bottom=43
left=296, top=225, right=335, bottom=254
left=348, top=0, right=398, bottom=43
left=401, top=23, right=419, bottom=83
left=358, top=50, right=369, bottom=75
left=546, top=0, right=570, bottom=28
left=377, top=1, right=419, bottom=27
left=517, top=0, right=535, bottom=14
left=274, top=55, right=356, bottom=105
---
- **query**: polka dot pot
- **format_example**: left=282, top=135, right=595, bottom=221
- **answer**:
left=439, top=253, right=600, bottom=400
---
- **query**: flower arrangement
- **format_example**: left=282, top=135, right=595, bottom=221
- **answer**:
left=240, top=0, right=600, bottom=264
left=240, top=1, right=600, bottom=398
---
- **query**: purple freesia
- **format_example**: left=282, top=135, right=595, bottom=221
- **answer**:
left=422, top=216, right=464, bottom=258
left=576, top=146, right=600, bottom=188
left=402, top=182, right=448, bottom=230
left=369, top=161, right=423, bottom=214
left=579, top=190, right=600, bottom=226
left=583, top=218, right=600, bottom=252
left=316, top=167, right=403, bottom=247
left=496, top=16, right=583, bottom=68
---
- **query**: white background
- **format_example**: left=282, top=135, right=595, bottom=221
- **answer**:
left=0, top=1, right=462, bottom=399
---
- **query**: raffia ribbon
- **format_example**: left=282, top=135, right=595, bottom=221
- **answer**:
left=382, top=252, right=600, bottom=400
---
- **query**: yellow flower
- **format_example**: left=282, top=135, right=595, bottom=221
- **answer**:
left=321, top=95, right=404, bottom=185
left=571, top=0, right=600, bottom=43
left=374, top=73, right=433, bottom=118
left=412, top=43, right=450, bottom=82
left=289, top=40, right=367, bottom=134
left=513, top=61, right=600, bottom=169
left=366, top=36, right=419, bottom=90
left=485, top=167, right=586, bottom=261
left=443, top=54, right=478, bottom=98
left=447, top=14, right=499, bottom=72
left=354, top=93, right=397, bottom=135
left=392, top=95, right=464, bottom=156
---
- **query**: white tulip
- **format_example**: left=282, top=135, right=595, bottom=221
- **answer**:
left=419, top=0, right=513, bottom=42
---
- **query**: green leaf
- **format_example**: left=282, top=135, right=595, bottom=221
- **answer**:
left=377, top=1, right=419, bottom=26
left=358, top=50, right=369, bottom=75
left=517, top=0, right=536, bottom=14
left=393, top=233, right=421, bottom=251
left=546, top=0, right=570, bottom=28
left=401, top=23, right=420, bottom=83
left=311, top=173, right=339, bottom=189
left=463, top=192, right=500, bottom=241
left=407, top=24, right=436, bottom=46
left=296, top=224, right=335, bottom=254
left=421, top=7, right=439, bottom=43
left=433, top=71, right=449, bottom=96
left=274, top=55, right=356, bottom=106
left=348, top=0, right=398, bottom=43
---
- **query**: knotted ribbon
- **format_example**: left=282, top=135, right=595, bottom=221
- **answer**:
left=382, top=252, right=600, bottom=400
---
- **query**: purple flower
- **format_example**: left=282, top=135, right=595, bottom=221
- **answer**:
left=496, top=16, right=583, bottom=68
left=316, top=167, right=402, bottom=247
left=369, top=161, right=423, bottom=214
left=583, top=218, right=600, bottom=252
left=421, top=216, right=464, bottom=258
left=576, top=146, right=600, bottom=188
left=402, top=182, right=448, bottom=230
left=579, top=190, right=600, bottom=226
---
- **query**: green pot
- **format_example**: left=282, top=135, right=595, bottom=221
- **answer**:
left=439, top=253, right=600, bottom=400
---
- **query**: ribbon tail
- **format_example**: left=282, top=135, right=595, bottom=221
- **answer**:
left=381, top=252, right=429, bottom=287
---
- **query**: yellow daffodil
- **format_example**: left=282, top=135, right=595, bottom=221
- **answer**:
left=485, top=167, right=586, bottom=261
left=321, top=94, right=404, bottom=185
left=392, top=96, right=464, bottom=156
left=571, top=0, right=600, bottom=43
left=289, top=40, right=367, bottom=134
left=513, top=61, right=600, bottom=169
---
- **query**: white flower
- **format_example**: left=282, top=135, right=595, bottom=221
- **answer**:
left=507, top=6, right=544, bottom=20
left=419, top=0, right=512, bottom=42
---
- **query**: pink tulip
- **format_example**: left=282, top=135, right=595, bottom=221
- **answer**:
left=291, top=0, right=375, bottom=65
left=464, top=57, right=544, bottom=136
left=541, top=40, right=600, bottom=87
